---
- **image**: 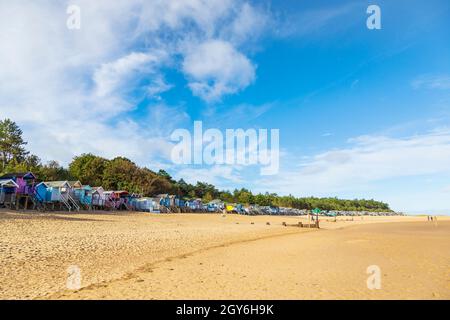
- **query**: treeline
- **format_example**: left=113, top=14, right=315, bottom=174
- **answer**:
left=0, top=119, right=391, bottom=212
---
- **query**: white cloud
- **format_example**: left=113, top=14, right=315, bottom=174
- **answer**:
left=223, top=2, right=270, bottom=45
left=258, top=129, right=450, bottom=207
left=147, top=77, right=174, bottom=99
left=183, top=40, right=256, bottom=102
left=94, top=52, right=166, bottom=97
left=0, top=1, right=269, bottom=167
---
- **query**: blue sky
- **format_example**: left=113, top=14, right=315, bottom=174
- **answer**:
left=1, top=0, right=449, bottom=213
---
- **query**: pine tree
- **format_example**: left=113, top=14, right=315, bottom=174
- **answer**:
left=0, top=119, right=29, bottom=172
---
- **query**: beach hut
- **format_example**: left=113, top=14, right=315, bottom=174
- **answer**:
left=115, top=191, right=131, bottom=210
left=157, top=194, right=167, bottom=207
left=103, top=191, right=118, bottom=210
left=132, top=197, right=158, bottom=212
left=68, top=181, right=82, bottom=203
left=225, top=204, right=235, bottom=213
left=0, top=172, right=36, bottom=195
left=156, top=194, right=180, bottom=207
left=156, top=194, right=169, bottom=207
left=82, top=185, right=93, bottom=206
left=40, top=181, right=80, bottom=211
left=72, top=184, right=92, bottom=207
left=127, top=193, right=142, bottom=210
left=0, top=172, right=37, bottom=209
left=174, top=197, right=186, bottom=208
left=35, top=182, right=49, bottom=202
left=91, top=187, right=106, bottom=208
left=207, top=199, right=224, bottom=213
left=68, top=181, right=83, bottom=189
left=0, top=179, right=19, bottom=207
left=186, top=198, right=203, bottom=212
left=155, top=194, right=182, bottom=213
left=268, top=206, right=280, bottom=215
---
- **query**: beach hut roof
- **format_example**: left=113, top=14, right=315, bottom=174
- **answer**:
left=137, top=197, right=154, bottom=202
left=44, top=181, right=71, bottom=188
left=0, top=172, right=36, bottom=180
left=115, top=190, right=129, bottom=198
left=68, top=181, right=83, bottom=188
left=35, top=181, right=49, bottom=188
left=0, top=179, right=19, bottom=188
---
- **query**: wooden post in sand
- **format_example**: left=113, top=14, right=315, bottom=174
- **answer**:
left=312, top=208, right=321, bottom=228
left=308, top=211, right=311, bottom=228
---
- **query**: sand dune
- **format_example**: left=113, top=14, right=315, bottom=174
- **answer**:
left=0, top=210, right=448, bottom=300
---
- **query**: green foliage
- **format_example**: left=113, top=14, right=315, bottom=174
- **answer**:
left=193, top=182, right=219, bottom=199
left=69, top=153, right=108, bottom=186
left=157, top=170, right=176, bottom=184
left=0, top=119, right=29, bottom=172
left=37, top=160, right=72, bottom=181
left=219, top=191, right=234, bottom=203
left=202, top=192, right=213, bottom=203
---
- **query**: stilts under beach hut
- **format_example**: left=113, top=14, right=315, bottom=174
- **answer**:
left=0, top=172, right=37, bottom=209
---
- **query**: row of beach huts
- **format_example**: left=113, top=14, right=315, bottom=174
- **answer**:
left=0, top=172, right=402, bottom=216
left=0, top=172, right=244, bottom=213
left=0, top=172, right=184, bottom=213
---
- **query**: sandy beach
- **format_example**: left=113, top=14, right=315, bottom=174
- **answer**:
left=0, top=210, right=448, bottom=300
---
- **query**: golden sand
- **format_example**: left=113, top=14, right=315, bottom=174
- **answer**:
left=0, top=210, right=448, bottom=300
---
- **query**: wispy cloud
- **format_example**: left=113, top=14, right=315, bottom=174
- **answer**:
left=93, top=51, right=167, bottom=98
left=412, top=74, right=450, bottom=90
left=275, top=2, right=360, bottom=38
